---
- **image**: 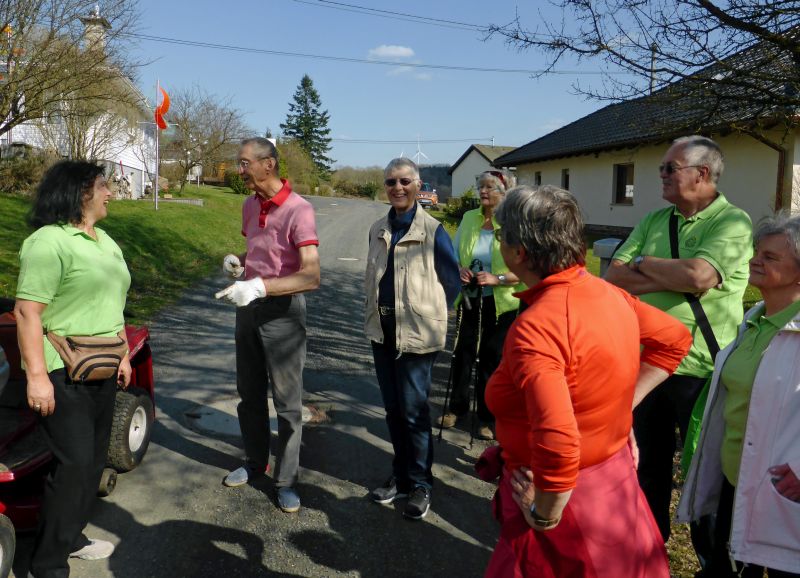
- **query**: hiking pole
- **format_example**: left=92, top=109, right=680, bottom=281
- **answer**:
left=468, top=286, right=484, bottom=450
left=437, top=301, right=464, bottom=442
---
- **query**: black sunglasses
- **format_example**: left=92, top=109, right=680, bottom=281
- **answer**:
left=384, top=177, right=415, bottom=187
left=659, top=162, right=703, bottom=175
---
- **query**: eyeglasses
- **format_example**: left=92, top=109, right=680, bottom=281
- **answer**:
left=384, top=177, right=416, bottom=187
left=659, top=162, right=703, bottom=175
left=238, top=157, right=272, bottom=169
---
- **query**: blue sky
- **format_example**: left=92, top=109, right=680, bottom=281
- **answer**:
left=128, top=0, right=614, bottom=168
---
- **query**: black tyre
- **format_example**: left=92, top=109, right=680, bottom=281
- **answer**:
left=0, top=513, right=14, bottom=578
left=97, top=467, right=118, bottom=497
left=107, top=387, right=154, bottom=472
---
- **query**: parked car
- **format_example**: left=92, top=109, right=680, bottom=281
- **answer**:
left=0, top=298, right=154, bottom=578
left=417, top=182, right=439, bottom=209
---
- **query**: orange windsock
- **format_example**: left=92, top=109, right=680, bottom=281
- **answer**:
left=155, top=87, right=170, bottom=130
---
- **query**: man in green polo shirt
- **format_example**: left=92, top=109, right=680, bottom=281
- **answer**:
left=606, top=135, right=752, bottom=555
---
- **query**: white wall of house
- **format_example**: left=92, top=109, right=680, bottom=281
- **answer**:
left=451, top=150, right=494, bottom=198
left=512, top=132, right=790, bottom=229
left=10, top=119, right=156, bottom=199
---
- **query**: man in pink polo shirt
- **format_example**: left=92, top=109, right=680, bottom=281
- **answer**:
left=216, top=137, right=320, bottom=513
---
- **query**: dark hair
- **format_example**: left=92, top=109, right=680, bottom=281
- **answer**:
left=241, top=137, right=280, bottom=167
left=494, top=185, right=586, bottom=276
left=28, top=160, right=105, bottom=228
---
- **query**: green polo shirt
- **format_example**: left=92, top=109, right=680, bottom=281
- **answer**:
left=614, top=194, right=752, bottom=377
left=16, top=224, right=131, bottom=373
left=719, top=301, right=800, bottom=485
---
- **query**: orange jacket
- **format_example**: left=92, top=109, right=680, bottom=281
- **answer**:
left=486, top=266, right=691, bottom=492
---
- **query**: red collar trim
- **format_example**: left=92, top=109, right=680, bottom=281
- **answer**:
left=255, top=180, right=292, bottom=228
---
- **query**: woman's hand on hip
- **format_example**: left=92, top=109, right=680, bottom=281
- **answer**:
left=27, top=375, right=55, bottom=416
left=509, top=467, right=543, bottom=530
left=770, top=464, right=800, bottom=501
left=117, top=355, right=132, bottom=389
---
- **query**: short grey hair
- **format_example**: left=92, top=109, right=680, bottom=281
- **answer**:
left=672, top=135, right=724, bottom=184
left=754, top=212, right=800, bottom=265
left=494, top=185, right=585, bottom=276
left=241, top=137, right=279, bottom=166
left=477, top=169, right=516, bottom=193
left=384, top=157, right=419, bottom=179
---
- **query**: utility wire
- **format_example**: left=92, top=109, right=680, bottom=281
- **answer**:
left=291, top=0, right=481, bottom=31
left=331, top=137, right=493, bottom=144
left=124, top=32, right=622, bottom=75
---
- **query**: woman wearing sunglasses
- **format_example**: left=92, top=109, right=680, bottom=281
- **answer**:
left=438, top=169, right=522, bottom=440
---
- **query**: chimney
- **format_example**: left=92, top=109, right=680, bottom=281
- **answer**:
left=79, top=5, right=111, bottom=53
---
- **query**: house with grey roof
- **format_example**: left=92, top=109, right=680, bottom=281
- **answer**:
left=449, top=144, right=516, bottom=198
left=493, top=35, right=800, bottom=231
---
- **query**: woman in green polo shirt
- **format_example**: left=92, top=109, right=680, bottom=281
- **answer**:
left=438, top=169, right=523, bottom=440
left=678, top=214, right=800, bottom=577
left=14, top=160, right=132, bottom=577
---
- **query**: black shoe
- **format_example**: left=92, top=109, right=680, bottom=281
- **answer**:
left=370, top=476, right=408, bottom=504
left=403, top=486, right=431, bottom=520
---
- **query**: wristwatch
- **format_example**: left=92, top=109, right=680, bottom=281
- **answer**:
left=633, top=255, right=646, bottom=270
left=529, top=504, right=561, bottom=529
left=497, top=274, right=508, bottom=285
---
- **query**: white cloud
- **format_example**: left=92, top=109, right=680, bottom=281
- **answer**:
left=368, top=44, right=415, bottom=60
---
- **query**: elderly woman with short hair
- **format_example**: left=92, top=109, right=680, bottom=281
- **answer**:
left=483, top=185, right=691, bottom=577
left=439, top=169, right=522, bottom=440
left=678, top=215, right=800, bottom=578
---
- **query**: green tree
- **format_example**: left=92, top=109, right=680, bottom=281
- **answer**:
left=279, top=74, right=334, bottom=176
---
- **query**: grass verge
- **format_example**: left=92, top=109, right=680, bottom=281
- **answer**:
left=0, top=185, right=247, bottom=325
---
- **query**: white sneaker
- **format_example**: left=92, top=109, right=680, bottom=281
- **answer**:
left=70, top=539, right=115, bottom=560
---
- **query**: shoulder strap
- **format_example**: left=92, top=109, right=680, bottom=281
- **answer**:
left=669, top=213, right=721, bottom=360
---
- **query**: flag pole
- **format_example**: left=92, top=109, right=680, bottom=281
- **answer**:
left=155, top=78, right=160, bottom=211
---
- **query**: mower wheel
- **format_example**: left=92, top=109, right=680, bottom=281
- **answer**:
left=0, top=513, right=15, bottom=578
left=98, top=468, right=118, bottom=497
left=107, top=387, right=154, bottom=472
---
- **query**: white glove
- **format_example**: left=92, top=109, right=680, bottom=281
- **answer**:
left=215, top=278, right=266, bottom=307
left=223, top=254, right=244, bottom=278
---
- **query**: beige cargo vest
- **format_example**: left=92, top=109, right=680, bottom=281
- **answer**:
left=364, top=205, right=448, bottom=354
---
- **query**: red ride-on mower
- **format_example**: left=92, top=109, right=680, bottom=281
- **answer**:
left=0, top=299, right=155, bottom=578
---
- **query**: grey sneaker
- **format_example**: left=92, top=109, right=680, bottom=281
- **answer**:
left=70, top=539, right=115, bottom=560
left=403, top=486, right=431, bottom=520
left=370, top=476, right=408, bottom=504
left=223, top=465, right=264, bottom=487
left=437, top=412, right=459, bottom=429
left=277, top=487, right=301, bottom=513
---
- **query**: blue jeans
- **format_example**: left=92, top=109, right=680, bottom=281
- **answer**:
left=371, top=315, right=436, bottom=491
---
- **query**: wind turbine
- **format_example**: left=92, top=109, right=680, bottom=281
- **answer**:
left=412, top=135, right=429, bottom=166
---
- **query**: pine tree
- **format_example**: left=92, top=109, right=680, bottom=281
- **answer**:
left=280, top=75, right=335, bottom=176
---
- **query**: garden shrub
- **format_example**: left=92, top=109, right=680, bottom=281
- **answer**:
left=224, top=170, right=249, bottom=195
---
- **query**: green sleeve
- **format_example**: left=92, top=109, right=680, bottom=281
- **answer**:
left=692, top=208, right=753, bottom=283
left=612, top=219, right=647, bottom=263
left=16, top=237, right=63, bottom=304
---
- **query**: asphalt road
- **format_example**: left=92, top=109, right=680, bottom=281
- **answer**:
left=13, top=196, right=498, bottom=578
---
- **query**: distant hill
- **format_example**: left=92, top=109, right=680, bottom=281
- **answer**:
left=419, top=165, right=452, bottom=199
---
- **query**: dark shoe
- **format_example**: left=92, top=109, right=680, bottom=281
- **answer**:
left=437, top=412, right=459, bottom=429
left=277, top=487, right=301, bottom=513
left=403, top=486, right=431, bottom=520
left=476, top=423, right=495, bottom=441
left=370, top=476, right=408, bottom=504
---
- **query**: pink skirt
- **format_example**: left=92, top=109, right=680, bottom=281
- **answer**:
left=485, top=446, right=669, bottom=578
